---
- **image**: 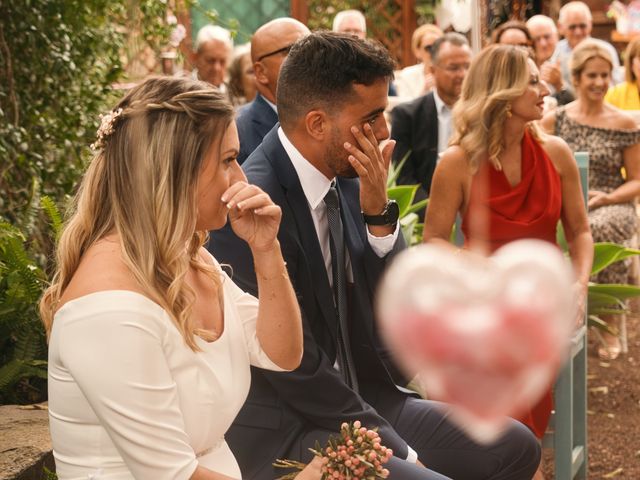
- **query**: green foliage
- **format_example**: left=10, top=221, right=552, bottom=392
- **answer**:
left=0, top=0, right=172, bottom=259
left=0, top=221, right=48, bottom=404
left=0, top=1, right=174, bottom=403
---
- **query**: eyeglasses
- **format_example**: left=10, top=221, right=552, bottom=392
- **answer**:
left=567, top=23, right=588, bottom=31
left=436, top=63, right=470, bottom=73
left=257, top=44, right=294, bottom=62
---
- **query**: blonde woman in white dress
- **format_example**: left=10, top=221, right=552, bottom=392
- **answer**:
left=40, top=76, right=321, bottom=480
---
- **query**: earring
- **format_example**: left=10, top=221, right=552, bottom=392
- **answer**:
left=505, top=103, right=512, bottom=118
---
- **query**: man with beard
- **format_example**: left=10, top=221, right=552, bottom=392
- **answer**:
left=390, top=33, right=471, bottom=202
left=209, top=31, right=540, bottom=480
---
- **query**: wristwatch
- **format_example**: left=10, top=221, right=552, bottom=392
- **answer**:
left=362, top=200, right=400, bottom=226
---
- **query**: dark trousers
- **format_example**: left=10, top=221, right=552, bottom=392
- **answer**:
left=259, top=383, right=541, bottom=480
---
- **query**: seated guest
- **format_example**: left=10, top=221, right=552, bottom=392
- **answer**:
left=526, top=14, right=574, bottom=106
left=192, top=25, right=233, bottom=92
left=424, top=44, right=593, bottom=479
left=395, top=24, right=444, bottom=99
left=551, top=1, right=622, bottom=94
left=391, top=33, right=471, bottom=202
left=236, top=18, right=309, bottom=164
left=332, top=9, right=367, bottom=39
left=209, top=31, right=540, bottom=480
left=41, top=76, right=323, bottom=480
left=332, top=9, right=398, bottom=97
left=227, top=43, right=257, bottom=107
left=606, top=36, right=640, bottom=110
left=541, top=40, right=640, bottom=360
left=492, top=20, right=532, bottom=48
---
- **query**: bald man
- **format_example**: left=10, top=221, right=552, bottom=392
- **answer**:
left=235, top=18, right=309, bottom=164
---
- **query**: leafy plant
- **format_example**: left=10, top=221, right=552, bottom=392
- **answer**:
left=586, top=243, right=640, bottom=334
left=0, top=220, right=48, bottom=404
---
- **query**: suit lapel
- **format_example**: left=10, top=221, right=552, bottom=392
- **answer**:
left=261, top=132, right=339, bottom=337
left=252, top=95, right=279, bottom=137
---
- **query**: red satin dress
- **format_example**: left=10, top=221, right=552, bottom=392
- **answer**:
left=461, top=129, right=563, bottom=439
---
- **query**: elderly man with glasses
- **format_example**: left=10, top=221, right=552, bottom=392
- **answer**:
left=235, top=17, right=309, bottom=164
left=551, top=1, right=622, bottom=94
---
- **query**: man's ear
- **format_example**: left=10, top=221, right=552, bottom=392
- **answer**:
left=305, top=110, right=328, bottom=141
left=253, top=62, right=270, bottom=86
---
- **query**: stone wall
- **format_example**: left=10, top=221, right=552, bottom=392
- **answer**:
left=0, top=404, right=53, bottom=480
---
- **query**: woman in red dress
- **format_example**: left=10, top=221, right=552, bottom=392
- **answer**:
left=423, top=45, right=593, bottom=479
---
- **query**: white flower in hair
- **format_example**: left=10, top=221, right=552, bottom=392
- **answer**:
left=91, top=108, right=123, bottom=151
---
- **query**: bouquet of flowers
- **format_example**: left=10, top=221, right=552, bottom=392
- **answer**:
left=274, top=420, right=392, bottom=479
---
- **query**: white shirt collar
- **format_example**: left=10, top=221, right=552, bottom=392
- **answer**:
left=277, top=127, right=333, bottom=210
left=433, top=88, right=450, bottom=114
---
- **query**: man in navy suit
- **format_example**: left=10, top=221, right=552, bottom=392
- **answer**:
left=235, top=18, right=309, bottom=164
left=209, top=32, right=540, bottom=480
left=390, top=33, right=471, bottom=202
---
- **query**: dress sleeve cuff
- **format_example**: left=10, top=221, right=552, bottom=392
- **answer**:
left=366, top=221, right=400, bottom=258
left=406, top=445, right=418, bottom=463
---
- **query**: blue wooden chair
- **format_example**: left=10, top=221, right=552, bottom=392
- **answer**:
left=542, top=151, right=589, bottom=480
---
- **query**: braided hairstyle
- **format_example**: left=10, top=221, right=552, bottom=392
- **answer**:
left=40, top=76, right=235, bottom=350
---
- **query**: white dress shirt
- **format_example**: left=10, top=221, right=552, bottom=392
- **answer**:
left=277, top=128, right=416, bottom=463
left=278, top=128, right=399, bottom=286
left=433, top=88, right=453, bottom=157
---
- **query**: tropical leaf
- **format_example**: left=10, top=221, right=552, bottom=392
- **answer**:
left=591, top=242, right=640, bottom=275
left=387, top=149, right=411, bottom=188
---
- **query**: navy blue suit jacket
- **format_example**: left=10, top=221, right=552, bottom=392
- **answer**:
left=208, top=128, right=409, bottom=478
left=390, top=92, right=439, bottom=202
left=235, top=94, right=279, bottom=165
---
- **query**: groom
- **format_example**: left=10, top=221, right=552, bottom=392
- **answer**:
left=208, top=31, right=540, bottom=480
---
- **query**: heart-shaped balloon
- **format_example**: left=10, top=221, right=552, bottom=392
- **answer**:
left=377, top=240, right=575, bottom=443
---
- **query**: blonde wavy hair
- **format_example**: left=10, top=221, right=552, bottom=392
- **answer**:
left=569, top=39, right=613, bottom=89
left=450, top=44, right=541, bottom=170
left=40, top=76, right=234, bottom=351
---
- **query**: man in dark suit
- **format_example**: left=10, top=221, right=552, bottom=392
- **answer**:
left=209, top=32, right=540, bottom=480
left=391, top=33, right=471, bottom=201
left=236, top=18, right=309, bottom=164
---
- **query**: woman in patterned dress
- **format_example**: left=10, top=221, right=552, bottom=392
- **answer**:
left=541, top=40, right=640, bottom=360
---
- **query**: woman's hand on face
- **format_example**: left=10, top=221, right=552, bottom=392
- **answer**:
left=587, top=190, right=611, bottom=209
left=223, top=181, right=281, bottom=252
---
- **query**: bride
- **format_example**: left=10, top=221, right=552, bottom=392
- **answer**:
left=40, top=76, right=321, bottom=480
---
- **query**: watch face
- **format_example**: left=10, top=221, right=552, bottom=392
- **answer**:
left=386, top=200, right=400, bottom=223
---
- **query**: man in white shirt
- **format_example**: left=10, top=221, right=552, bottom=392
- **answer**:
left=551, top=1, right=622, bottom=93
left=210, top=31, right=540, bottom=480
left=390, top=32, right=471, bottom=202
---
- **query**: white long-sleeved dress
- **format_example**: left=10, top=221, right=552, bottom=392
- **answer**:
left=48, top=266, right=285, bottom=480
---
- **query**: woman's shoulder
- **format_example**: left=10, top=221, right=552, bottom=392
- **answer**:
left=603, top=104, right=638, bottom=130
left=57, top=238, right=146, bottom=312
left=537, top=131, right=576, bottom=174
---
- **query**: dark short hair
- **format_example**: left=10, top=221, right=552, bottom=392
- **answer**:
left=431, top=32, right=470, bottom=65
left=491, top=20, right=532, bottom=46
left=276, top=31, right=395, bottom=127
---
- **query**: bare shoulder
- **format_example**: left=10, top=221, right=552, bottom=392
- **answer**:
left=538, top=132, right=575, bottom=175
left=58, top=238, right=143, bottom=309
left=605, top=104, right=637, bottom=130
left=437, top=145, right=471, bottom=175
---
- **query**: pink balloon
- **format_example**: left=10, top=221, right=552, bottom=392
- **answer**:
left=377, top=240, right=575, bottom=443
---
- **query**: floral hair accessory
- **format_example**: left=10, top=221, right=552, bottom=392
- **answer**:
left=274, top=420, right=392, bottom=480
left=91, top=108, right=123, bottom=150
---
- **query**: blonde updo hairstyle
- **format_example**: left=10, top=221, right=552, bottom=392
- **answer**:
left=569, top=39, right=613, bottom=89
left=450, top=44, right=540, bottom=170
left=40, top=76, right=235, bottom=350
